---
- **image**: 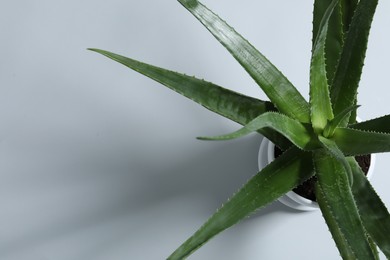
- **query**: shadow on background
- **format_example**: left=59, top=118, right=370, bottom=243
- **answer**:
left=0, top=133, right=305, bottom=258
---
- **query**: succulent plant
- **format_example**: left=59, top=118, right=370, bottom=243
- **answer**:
left=89, top=0, right=390, bottom=259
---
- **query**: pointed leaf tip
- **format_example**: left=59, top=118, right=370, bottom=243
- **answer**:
left=323, top=105, right=360, bottom=137
left=196, top=112, right=318, bottom=150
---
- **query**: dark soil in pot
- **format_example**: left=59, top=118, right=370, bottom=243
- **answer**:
left=274, top=146, right=371, bottom=202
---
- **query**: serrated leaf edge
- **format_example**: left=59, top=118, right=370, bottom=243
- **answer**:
left=316, top=182, right=358, bottom=259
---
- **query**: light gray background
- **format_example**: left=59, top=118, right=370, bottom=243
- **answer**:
left=1, top=1, right=389, bottom=259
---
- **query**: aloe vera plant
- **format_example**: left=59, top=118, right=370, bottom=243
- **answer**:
left=90, top=0, right=390, bottom=259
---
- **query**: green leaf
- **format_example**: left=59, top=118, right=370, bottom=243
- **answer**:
left=348, top=157, right=390, bottom=258
left=367, top=236, right=381, bottom=260
left=350, top=115, right=390, bottom=134
left=168, top=148, right=313, bottom=260
left=318, top=136, right=352, bottom=185
left=340, top=0, right=360, bottom=124
left=330, top=0, right=378, bottom=126
left=312, top=0, right=344, bottom=86
left=340, top=0, right=359, bottom=34
left=349, top=98, right=358, bottom=124
left=323, top=105, right=360, bottom=138
left=315, top=182, right=357, bottom=260
left=177, top=0, right=311, bottom=123
left=89, top=48, right=292, bottom=149
left=332, top=127, right=390, bottom=155
left=310, top=0, right=338, bottom=132
left=198, top=112, right=319, bottom=151
left=314, top=151, right=375, bottom=260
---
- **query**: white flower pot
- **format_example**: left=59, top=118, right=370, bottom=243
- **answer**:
left=258, top=138, right=376, bottom=211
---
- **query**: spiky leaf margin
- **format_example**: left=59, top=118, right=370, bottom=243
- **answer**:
left=178, top=0, right=311, bottom=123
left=168, top=148, right=313, bottom=259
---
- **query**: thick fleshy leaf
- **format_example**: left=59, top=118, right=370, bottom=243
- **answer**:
left=333, top=127, right=390, bottom=155
left=319, top=180, right=380, bottom=260
left=349, top=99, right=358, bottom=124
left=168, top=148, right=313, bottom=259
left=330, top=0, right=378, bottom=125
left=89, top=48, right=292, bottom=149
left=349, top=115, right=390, bottom=134
left=318, top=136, right=352, bottom=185
left=323, top=105, right=359, bottom=138
left=198, top=112, right=319, bottom=150
left=178, top=0, right=311, bottom=123
left=316, top=183, right=357, bottom=260
left=348, top=157, right=390, bottom=258
left=368, top=236, right=381, bottom=260
left=340, top=0, right=359, bottom=34
left=310, top=0, right=338, bottom=132
left=314, top=151, right=375, bottom=260
left=312, top=0, right=343, bottom=86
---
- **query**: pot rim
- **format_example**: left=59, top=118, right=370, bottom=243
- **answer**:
left=258, top=138, right=376, bottom=211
